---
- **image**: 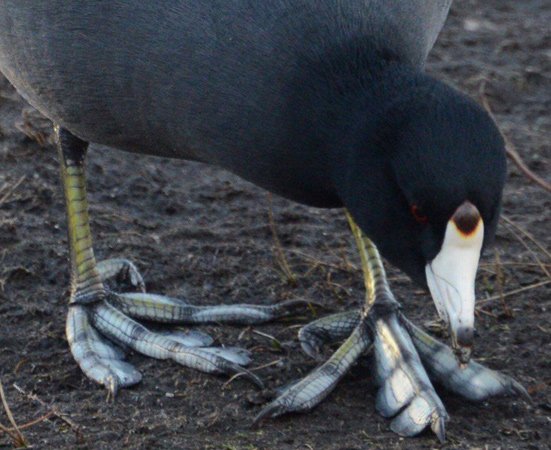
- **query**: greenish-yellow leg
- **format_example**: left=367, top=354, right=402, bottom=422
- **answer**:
left=255, top=212, right=448, bottom=440
left=56, top=126, right=310, bottom=396
left=260, top=213, right=529, bottom=442
left=57, top=126, right=105, bottom=304
left=299, top=309, right=529, bottom=400
left=55, top=126, right=528, bottom=439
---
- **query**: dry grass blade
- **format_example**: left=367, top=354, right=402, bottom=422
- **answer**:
left=289, top=249, right=358, bottom=273
left=0, top=411, right=54, bottom=436
left=476, top=307, right=498, bottom=318
left=479, top=78, right=551, bottom=193
left=0, top=380, right=27, bottom=448
left=0, top=421, right=22, bottom=447
left=12, top=383, right=82, bottom=442
left=480, top=262, right=551, bottom=269
left=252, top=329, right=283, bottom=351
left=505, top=145, right=551, bottom=193
left=500, top=218, right=550, bottom=280
left=221, top=372, right=249, bottom=390
left=250, top=358, right=284, bottom=372
left=501, top=215, right=551, bottom=263
left=267, top=194, right=297, bottom=285
left=10, top=411, right=55, bottom=432
left=0, top=175, right=26, bottom=206
left=477, top=279, right=551, bottom=306
left=494, top=251, right=512, bottom=317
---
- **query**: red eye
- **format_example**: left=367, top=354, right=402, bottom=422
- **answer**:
left=411, top=204, right=429, bottom=224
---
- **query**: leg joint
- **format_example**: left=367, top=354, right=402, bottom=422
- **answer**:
left=55, top=126, right=89, bottom=166
left=70, top=289, right=107, bottom=306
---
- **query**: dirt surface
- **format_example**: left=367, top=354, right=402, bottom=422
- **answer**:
left=0, top=1, right=550, bottom=449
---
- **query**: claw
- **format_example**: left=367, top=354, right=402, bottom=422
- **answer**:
left=157, top=329, right=252, bottom=365
left=431, top=415, right=446, bottom=444
left=510, top=379, right=533, bottom=406
left=402, top=316, right=532, bottom=404
left=252, top=401, right=287, bottom=426
left=195, top=347, right=252, bottom=366
left=104, top=375, right=118, bottom=402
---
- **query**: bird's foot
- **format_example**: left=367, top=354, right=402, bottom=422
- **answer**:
left=55, top=129, right=315, bottom=397
left=401, top=316, right=532, bottom=404
left=256, top=308, right=529, bottom=441
left=253, top=317, right=372, bottom=424
left=372, top=308, right=447, bottom=440
left=67, top=258, right=310, bottom=397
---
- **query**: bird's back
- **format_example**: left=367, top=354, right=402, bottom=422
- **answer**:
left=0, top=0, right=452, bottom=205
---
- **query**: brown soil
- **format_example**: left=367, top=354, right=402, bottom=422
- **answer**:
left=0, top=1, right=549, bottom=449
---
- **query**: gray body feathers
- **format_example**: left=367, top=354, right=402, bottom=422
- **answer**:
left=0, top=0, right=452, bottom=204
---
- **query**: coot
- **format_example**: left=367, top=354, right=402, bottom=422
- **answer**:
left=0, top=0, right=527, bottom=441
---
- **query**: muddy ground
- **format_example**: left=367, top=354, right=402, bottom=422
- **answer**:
left=0, top=1, right=549, bottom=449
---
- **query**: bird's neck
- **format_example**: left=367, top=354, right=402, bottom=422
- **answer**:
left=325, top=59, right=431, bottom=205
left=323, top=59, right=441, bottom=283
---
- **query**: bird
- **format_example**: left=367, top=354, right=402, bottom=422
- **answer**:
left=0, top=0, right=529, bottom=441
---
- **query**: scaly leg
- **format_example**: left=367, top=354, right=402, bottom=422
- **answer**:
left=253, top=212, right=383, bottom=425
left=110, top=293, right=307, bottom=325
left=257, top=213, right=524, bottom=441
left=298, top=310, right=529, bottom=402
left=298, top=310, right=362, bottom=360
left=57, top=127, right=308, bottom=396
left=254, top=318, right=373, bottom=423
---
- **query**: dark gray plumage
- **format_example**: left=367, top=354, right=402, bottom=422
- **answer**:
left=0, top=0, right=451, bottom=205
left=0, top=1, right=525, bottom=441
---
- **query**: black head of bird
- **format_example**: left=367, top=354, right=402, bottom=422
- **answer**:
left=334, top=66, right=507, bottom=363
